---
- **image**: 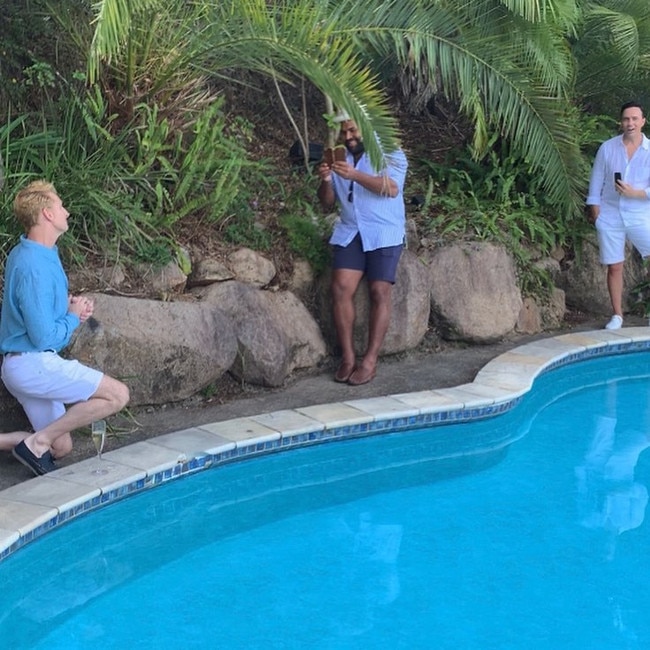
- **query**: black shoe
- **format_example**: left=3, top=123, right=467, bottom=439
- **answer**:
left=12, top=441, right=58, bottom=476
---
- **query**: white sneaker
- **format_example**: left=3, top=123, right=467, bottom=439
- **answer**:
left=605, top=315, right=623, bottom=330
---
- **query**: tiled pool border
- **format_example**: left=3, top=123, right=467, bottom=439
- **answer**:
left=1, top=327, right=650, bottom=562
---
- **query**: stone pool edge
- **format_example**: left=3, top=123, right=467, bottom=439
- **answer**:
left=1, top=327, right=650, bottom=561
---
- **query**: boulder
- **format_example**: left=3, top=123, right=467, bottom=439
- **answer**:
left=516, top=288, right=566, bottom=334
left=288, top=259, right=315, bottom=301
left=189, top=257, right=234, bottom=286
left=194, top=281, right=327, bottom=387
left=69, top=294, right=237, bottom=405
left=561, top=234, right=646, bottom=315
left=427, top=242, right=522, bottom=343
left=135, top=260, right=188, bottom=295
left=227, top=248, right=276, bottom=287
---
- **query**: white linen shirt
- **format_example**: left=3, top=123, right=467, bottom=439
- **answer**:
left=586, top=134, right=650, bottom=227
left=329, top=148, right=408, bottom=251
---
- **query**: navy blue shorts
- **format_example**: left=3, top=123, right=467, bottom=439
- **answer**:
left=332, top=234, right=403, bottom=283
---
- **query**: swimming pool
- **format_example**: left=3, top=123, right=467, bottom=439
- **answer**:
left=1, top=329, right=650, bottom=648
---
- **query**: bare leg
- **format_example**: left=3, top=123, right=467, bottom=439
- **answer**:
left=18, top=375, right=129, bottom=459
left=0, top=431, right=29, bottom=452
left=607, top=262, right=624, bottom=316
left=349, top=279, right=393, bottom=384
left=331, top=268, right=364, bottom=380
left=51, top=432, right=73, bottom=459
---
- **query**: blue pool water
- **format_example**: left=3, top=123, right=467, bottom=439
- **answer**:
left=2, top=353, right=650, bottom=649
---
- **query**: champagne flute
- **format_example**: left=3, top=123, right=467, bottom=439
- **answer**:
left=91, top=420, right=108, bottom=475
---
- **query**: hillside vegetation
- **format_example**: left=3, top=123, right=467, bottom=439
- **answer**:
left=2, top=0, right=650, bottom=298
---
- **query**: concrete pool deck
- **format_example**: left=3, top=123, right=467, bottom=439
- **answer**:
left=2, top=322, right=650, bottom=560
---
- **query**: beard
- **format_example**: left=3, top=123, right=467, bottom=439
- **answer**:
left=345, top=139, right=365, bottom=156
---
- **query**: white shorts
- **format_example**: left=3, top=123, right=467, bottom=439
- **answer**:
left=1, top=351, right=103, bottom=431
left=596, top=218, right=650, bottom=264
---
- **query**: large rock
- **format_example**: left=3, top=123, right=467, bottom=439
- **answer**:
left=561, top=234, right=646, bottom=315
left=69, top=294, right=237, bottom=405
left=194, top=281, right=327, bottom=387
left=135, top=261, right=188, bottom=295
left=516, top=287, right=566, bottom=334
left=227, top=248, right=276, bottom=287
left=316, top=249, right=431, bottom=355
left=427, top=242, right=523, bottom=343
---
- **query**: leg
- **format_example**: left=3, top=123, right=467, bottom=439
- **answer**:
left=348, top=280, right=393, bottom=385
left=347, top=242, right=402, bottom=386
left=607, top=262, right=624, bottom=318
left=23, top=375, right=129, bottom=458
left=331, top=268, right=364, bottom=381
left=0, top=431, right=29, bottom=452
left=595, top=219, right=625, bottom=328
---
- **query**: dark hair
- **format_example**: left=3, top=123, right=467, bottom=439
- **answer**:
left=620, top=101, right=644, bottom=117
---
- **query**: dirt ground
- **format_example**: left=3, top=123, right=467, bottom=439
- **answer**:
left=1, top=313, right=636, bottom=491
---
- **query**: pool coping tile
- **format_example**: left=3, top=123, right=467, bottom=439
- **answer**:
left=294, top=402, right=373, bottom=428
left=2, top=327, right=650, bottom=560
left=250, top=409, right=324, bottom=435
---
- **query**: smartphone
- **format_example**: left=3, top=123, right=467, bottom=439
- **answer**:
left=323, top=147, right=347, bottom=166
left=614, top=172, right=622, bottom=184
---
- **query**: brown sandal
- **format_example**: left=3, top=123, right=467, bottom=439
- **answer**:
left=334, top=361, right=356, bottom=383
left=347, top=365, right=377, bottom=386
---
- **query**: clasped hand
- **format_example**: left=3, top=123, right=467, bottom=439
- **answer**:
left=68, top=295, right=94, bottom=322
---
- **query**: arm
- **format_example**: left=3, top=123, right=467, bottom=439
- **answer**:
left=615, top=181, right=650, bottom=200
left=17, top=270, right=80, bottom=350
left=316, top=162, right=337, bottom=210
left=331, top=161, right=399, bottom=197
left=586, top=145, right=606, bottom=223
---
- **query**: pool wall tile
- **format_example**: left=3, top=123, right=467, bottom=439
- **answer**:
left=3, top=328, right=650, bottom=560
left=0, top=528, right=18, bottom=556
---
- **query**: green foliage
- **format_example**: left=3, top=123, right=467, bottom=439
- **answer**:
left=223, top=210, right=273, bottom=250
left=132, top=237, right=174, bottom=266
left=279, top=211, right=330, bottom=275
left=125, top=99, right=255, bottom=229
left=0, top=76, right=265, bottom=267
left=276, top=173, right=331, bottom=275
left=417, top=140, right=582, bottom=297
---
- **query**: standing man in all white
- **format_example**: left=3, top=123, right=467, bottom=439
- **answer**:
left=587, top=101, right=650, bottom=330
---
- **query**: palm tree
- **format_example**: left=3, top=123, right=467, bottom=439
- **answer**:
left=572, top=0, right=650, bottom=116
left=85, top=0, right=589, bottom=214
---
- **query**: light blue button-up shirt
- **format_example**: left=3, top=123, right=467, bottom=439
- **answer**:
left=586, top=134, right=650, bottom=227
left=0, top=236, right=79, bottom=353
left=329, top=148, right=408, bottom=251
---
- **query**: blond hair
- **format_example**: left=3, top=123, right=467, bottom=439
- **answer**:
left=13, top=180, right=58, bottom=232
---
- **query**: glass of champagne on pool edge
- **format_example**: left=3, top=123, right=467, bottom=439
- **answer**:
left=91, top=420, right=108, bottom=475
